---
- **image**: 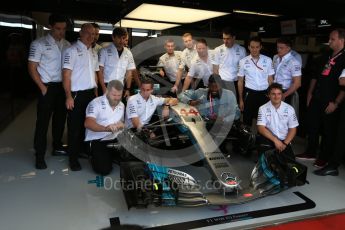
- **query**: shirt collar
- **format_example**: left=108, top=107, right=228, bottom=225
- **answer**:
left=282, top=52, right=292, bottom=62
left=46, top=33, right=56, bottom=44
left=102, top=95, right=121, bottom=109
left=77, top=40, right=89, bottom=51
left=138, top=93, right=152, bottom=102
left=249, top=54, right=261, bottom=60
left=268, top=100, right=283, bottom=111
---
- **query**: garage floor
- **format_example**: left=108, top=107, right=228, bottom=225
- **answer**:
left=0, top=102, right=345, bottom=230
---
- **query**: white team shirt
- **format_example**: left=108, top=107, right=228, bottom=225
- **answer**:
left=85, top=95, right=125, bottom=141
left=290, top=50, right=302, bottom=66
left=98, top=44, right=136, bottom=84
left=188, top=53, right=213, bottom=87
left=211, top=43, right=246, bottom=81
left=339, top=68, right=345, bottom=78
left=28, top=33, right=70, bottom=83
left=273, top=52, right=302, bottom=90
left=238, top=54, right=275, bottom=91
left=125, top=93, right=165, bottom=128
left=257, top=101, right=299, bottom=140
left=157, top=51, right=183, bottom=82
left=180, top=47, right=197, bottom=69
left=62, top=40, right=99, bottom=91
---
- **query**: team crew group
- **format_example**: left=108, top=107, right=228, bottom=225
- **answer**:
left=28, top=14, right=345, bottom=177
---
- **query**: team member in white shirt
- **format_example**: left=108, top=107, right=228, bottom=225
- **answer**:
left=238, top=36, right=275, bottom=127
left=62, top=23, right=99, bottom=171
left=272, top=37, right=302, bottom=105
left=211, top=27, right=246, bottom=97
left=290, top=49, right=302, bottom=66
left=98, top=27, right=135, bottom=97
left=28, top=14, right=71, bottom=169
left=125, top=78, right=178, bottom=136
left=157, top=39, right=183, bottom=93
left=85, top=80, right=125, bottom=175
left=91, top=23, right=102, bottom=54
left=257, top=83, right=299, bottom=159
left=182, top=38, right=213, bottom=91
left=174, top=33, right=198, bottom=93
left=180, top=33, right=197, bottom=70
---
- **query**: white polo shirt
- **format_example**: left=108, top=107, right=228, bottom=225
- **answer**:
left=157, top=51, right=183, bottom=82
left=28, top=33, right=70, bottom=83
left=85, top=95, right=125, bottom=141
left=188, top=54, right=213, bottom=87
left=273, top=52, right=302, bottom=90
left=290, top=50, right=302, bottom=66
left=238, top=54, right=275, bottom=91
left=211, top=43, right=246, bottom=82
left=98, top=44, right=136, bottom=84
left=125, top=93, right=165, bottom=128
left=180, top=47, right=197, bottom=69
left=257, top=101, right=299, bottom=140
left=62, top=40, right=99, bottom=91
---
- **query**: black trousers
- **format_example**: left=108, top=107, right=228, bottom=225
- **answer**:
left=329, top=103, right=345, bottom=167
left=87, top=139, right=120, bottom=176
left=284, top=93, right=293, bottom=105
left=34, top=83, right=66, bottom=158
left=243, top=88, right=268, bottom=127
left=257, top=135, right=295, bottom=160
left=67, top=89, right=95, bottom=163
left=305, top=97, right=339, bottom=160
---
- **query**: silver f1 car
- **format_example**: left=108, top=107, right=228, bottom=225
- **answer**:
left=109, top=68, right=308, bottom=209
left=113, top=102, right=308, bottom=209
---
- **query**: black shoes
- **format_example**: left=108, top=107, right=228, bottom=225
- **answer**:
left=70, top=160, right=82, bottom=171
left=314, top=165, right=339, bottom=176
left=35, top=158, right=47, bottom=170
left=52, top=145, right=68, bottom=156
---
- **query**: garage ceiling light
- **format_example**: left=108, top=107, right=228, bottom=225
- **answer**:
left=115, top=19, right=180, bottom=30
left=233, top=9, right=280, bottom=17
left=125, top=3, right=229, bottom=23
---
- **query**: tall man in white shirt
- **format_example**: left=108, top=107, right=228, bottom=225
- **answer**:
left=62, top=23, right=99, bottom=171
left=257, top=83, right=299, bottom=159
left=85, top=80, right=125, bottom=175
left=157, top=39, right=183, bottom=93
left=238, top=36, right=274, bottom=127
left=98, top=27, right=135, bottom=97
left=182, top=39, right=213, bottom=91
left=125, top=78, right=178, bottom=132
left=174, top=33, right=197, bottom=92
left=28, top=14, right=71, bottom=169
left=91, top=23, right=102, bottom=54
left=180, top=33, right=197, bottom=72
left=211, top=27, right=246, bottom=98
left=273, top=37, right=302, bottom=105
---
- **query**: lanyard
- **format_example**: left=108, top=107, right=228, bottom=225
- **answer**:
left=209, top=94, right=214, bottom=115
left=322, top=50, right=344, bottom=76
left=251, top=58, right=263, bottom=70
left=329, top=50, right=343, bottom=65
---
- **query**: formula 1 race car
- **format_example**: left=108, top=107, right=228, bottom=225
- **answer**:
left=112, top=102, right=308, bottom=209
left=109, top=68, right=308, bottom=209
